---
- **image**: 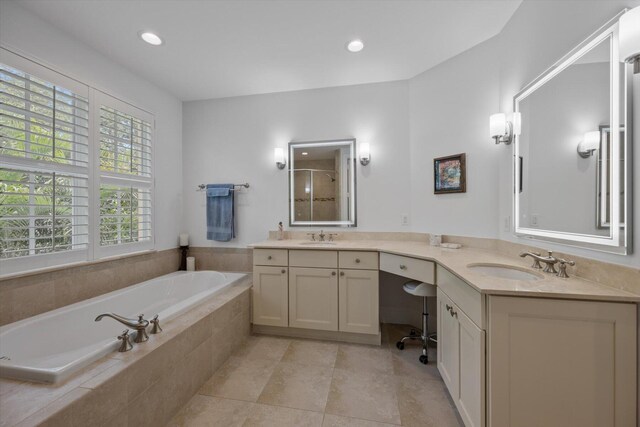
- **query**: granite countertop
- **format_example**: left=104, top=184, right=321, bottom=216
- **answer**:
left=249, top=239, right=640, bottom=303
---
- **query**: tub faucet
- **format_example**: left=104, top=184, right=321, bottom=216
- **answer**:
left=95, top=313, right=150, bottom=343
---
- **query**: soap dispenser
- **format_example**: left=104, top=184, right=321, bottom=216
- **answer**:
left=277, top=222, right=284, bottom=240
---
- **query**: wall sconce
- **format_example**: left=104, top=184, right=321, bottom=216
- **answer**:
left=620, top=6, right=640, bottom=74
left=274, top=147, right=286, bottom=170
left=490, top=112, right=521, bottom=145
left=359, top=142, right=371, bottom=166
left=577, top=131, right=600, bottom=158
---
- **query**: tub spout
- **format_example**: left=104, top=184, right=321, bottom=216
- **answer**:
left=95, top=313, right=150, bottom=343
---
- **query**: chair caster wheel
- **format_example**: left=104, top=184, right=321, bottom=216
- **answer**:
left=419, top=355, right=428, bottom=364
left=396, top=341, right=405, bottom=350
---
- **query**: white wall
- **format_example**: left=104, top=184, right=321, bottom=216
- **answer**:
left=497, top=0, right=640, bottom=268
left=0, top=1, right=184, bottom=251
left=409, top=37, right=501, bottom=238
left=182, top=81, right=411, bottom=247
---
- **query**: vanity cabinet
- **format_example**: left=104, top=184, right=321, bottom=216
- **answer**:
left=289, top=266, right=339, bottom=331
left=339, top=267, right=379, bottom=335
left=488, top=296, right=637, bottom=427
left=436, top=267, right=485, bottom=427
left=252, top=250, right=289, bottom=327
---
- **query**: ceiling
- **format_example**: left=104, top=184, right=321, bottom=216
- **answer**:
left=16, top=0, right=522, bottom=101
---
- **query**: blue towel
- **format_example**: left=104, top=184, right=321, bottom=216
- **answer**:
left=206, top=184, right=235, bottom=241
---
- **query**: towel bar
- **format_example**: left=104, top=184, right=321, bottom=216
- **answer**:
left=197, top=183, right=250, bottom=191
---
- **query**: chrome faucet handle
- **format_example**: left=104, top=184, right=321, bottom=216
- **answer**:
left=328, top=233, right=338, bottom=242
left=541, top=251, right=558, bottom=274
left=117, top=329, right=133, bottom=352
left=306, top=233, right=316, bottom=241
left=150, top=314, right=163, bottom=334
left=556, top=258, right=576, bottom=279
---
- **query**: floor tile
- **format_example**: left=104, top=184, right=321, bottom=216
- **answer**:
left=391, top=349, right=440, bottom=381
left=280, top=340, right=339, bottom=367
left=167, top=395, right=252, bottom=427
left=235, top=335, right=292, bottom=361
left=257, top=361, right=333, bottom=412
left=325, top=368, right=401, bottom=425
left=243, top=403, right=324, bottom=427
left=334, top=344, right=393, bottom=375
left=199, top=355, right=279, bottom=402
left=394, top=375, right=463, bottom=427
left=322, top=413, right=399, bottom=426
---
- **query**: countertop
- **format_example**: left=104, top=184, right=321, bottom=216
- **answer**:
left=249, top=239, right=640, bottom=303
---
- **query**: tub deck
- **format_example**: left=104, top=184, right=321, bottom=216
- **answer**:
left=0, top=273, right=252, bottom=427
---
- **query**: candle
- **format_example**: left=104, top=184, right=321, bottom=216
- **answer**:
left=179, top=233, right=189, bottom=246
left=186, top=257, right=195, bottom=271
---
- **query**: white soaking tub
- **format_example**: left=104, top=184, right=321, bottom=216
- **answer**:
left=0, top=270, right=246, bottom=383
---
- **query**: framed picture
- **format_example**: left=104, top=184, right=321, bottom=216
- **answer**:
left=434, top=153, right=466, bottom=194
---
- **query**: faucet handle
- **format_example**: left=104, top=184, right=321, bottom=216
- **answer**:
left=150, top=314, right=163, bottom=334
left=117, top=329, right=133, bottom=352
left=556, top=258, right=576, bottom=278
left=328, top=233, right=338, bottom=242
left=306, top=233, right=316, bottom=241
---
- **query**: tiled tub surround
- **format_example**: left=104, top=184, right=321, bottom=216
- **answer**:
left=0, top=249, right=180, bottom=326
left=1, top=271, right=246, bottom=383
left=0, top=277, right=251, bottom=427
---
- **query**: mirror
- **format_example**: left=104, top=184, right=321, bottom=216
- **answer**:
left=514, top=16, right=632, bottom=254
left=289, top=139, right=356, bottom=227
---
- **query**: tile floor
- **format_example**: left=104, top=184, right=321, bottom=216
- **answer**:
left=168, top=324, right=463, bottom=427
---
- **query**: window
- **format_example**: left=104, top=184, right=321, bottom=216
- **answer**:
left=94, top=92, right=154, bottom=258
left=0, top=49, right=154, bottom=274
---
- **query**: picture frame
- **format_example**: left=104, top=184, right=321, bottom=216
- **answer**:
left=434, top=153, right=466, bottom=194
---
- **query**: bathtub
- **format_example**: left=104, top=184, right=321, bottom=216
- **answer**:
left=0, top=270, right=246, bottom=384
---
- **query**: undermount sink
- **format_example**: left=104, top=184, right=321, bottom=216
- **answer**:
left=299, top=241, right=337, bottom=246
left=466, top=263, right=543, bottom=281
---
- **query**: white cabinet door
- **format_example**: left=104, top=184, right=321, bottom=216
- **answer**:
left=488, top=296, right=637, bottom=427
left=457, top=307, right=485, bottom=427
left=339, top=269, right=379, bottom=335
left=252, top=265, right=288, bottom=327
left=289, top=267, right=338, bottom=331
left=438, top=289, right=460, bottom=397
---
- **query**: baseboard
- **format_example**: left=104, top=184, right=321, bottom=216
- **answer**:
left=252, top=324, right=382, bottom=346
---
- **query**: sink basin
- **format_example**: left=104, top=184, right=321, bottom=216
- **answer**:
left=466, top=263, right=543, bottom=281
left=299, top=241, right=337, bottom=246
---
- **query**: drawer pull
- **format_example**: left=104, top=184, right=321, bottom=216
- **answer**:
left=450, top=309, right=457, bottom=318
left=340, top=271, right=345, bottom=276
left=331, top=271, right=337, bottom=276
left=399, top=264, right=407, bottom=270
left=281, top=269, right=286, bottom=274
left=355, top=258, right=361, bottom=263
left=267, top=255, right=272, bottom=260
left=446, top=304, right=452, bottom=312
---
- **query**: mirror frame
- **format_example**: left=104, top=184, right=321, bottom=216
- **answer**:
left=288, top=138, right=357, bottom=227
left=512, top=11, right=633, bottom=254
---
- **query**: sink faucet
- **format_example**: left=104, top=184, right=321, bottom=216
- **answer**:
left=95, top=313, right=150, bottom=343
left=520, top=250, right=558, bottom=273
left=318, top=230, right=326, bottom=242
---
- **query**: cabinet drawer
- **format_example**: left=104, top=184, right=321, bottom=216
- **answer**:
left=289, top=250, right=338, bottom=268
left=380, top=253, right=435, bottom=284
left=339, top=251, right=379, bottom=270
left=436, top=265, right=483, bottom=328
left=253, top=249, right=288, bottom=266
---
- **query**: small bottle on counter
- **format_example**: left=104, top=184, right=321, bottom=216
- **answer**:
left=277, top=222, right=284, bottom=240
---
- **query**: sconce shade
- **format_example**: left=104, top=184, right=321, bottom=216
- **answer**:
left=577, top=131, right=600, bottom=158
left=490, top=113, right=506, bottom=138
left=620, top=7, right=640, bottom=66
left=274, top=147, right=286, bottom=169
left=359, top=142, right=371, bottom=165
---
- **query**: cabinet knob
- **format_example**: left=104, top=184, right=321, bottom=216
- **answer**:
left=399, top=264, right=407, bottom=270
left=267, top=255, right=272, bottom=260
left=331, top=271, right=337, bottom=276
left=340, top=271, right=345, bottom=276
left=355, top=258, right=361, bottom=263
left=281, top=269, right=286, bottom=274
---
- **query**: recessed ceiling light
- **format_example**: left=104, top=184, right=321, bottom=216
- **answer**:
left=302, top=152, right=308, bottom=156
left=346, top=39, right=364, bottom=53
left=139, top=31, right=163, bottom=46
